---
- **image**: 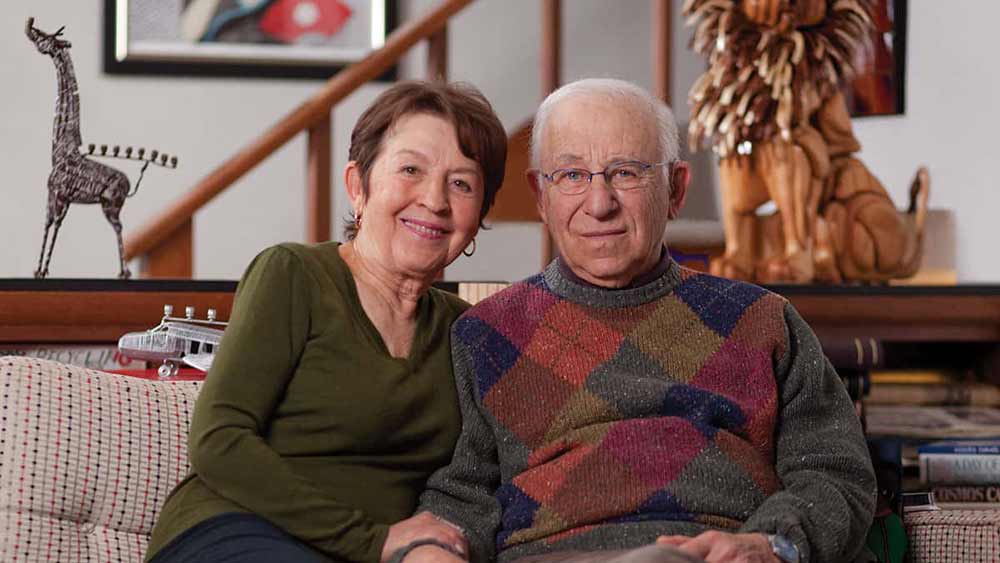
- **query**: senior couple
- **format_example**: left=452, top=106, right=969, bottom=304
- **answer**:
left=145, top=78, right=876, bottom=563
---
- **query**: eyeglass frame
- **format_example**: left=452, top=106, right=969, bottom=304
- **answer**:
left=531, top=160, right=673, bottom=195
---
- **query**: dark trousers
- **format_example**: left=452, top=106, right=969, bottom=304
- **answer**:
left=150, top=513, right=334, bottom=563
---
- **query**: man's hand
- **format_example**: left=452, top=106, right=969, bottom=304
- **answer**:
left=380, top=512, right=468, bottom=562
left=401, top=545, right=467, bottom=563
left=656, top=531, right=778, bottom=563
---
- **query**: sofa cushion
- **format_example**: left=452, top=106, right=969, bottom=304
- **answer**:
left=904, top=508, right=1000, bottom=562
left=0, top=356, right=201, bottom=562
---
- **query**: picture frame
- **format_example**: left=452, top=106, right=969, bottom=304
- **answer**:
left=844, top=0, right=907, bottom=117
left=103, top=0, right=398, bottom=80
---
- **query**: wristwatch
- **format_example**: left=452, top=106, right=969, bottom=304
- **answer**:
left=767, top=534, right=800, bottom=563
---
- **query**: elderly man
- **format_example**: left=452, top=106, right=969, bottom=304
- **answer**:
left=395, top=79, right=875, bottom=563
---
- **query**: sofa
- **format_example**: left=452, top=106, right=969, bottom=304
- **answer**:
left=3, top=355, right=1000, bottom=562
left=0, top=356, right=201, bottom=562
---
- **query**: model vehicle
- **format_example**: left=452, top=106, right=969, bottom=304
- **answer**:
left=118, top=305, right=227, bottom=378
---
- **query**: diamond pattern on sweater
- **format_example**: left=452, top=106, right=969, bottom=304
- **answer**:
left=484, top=355, right=576, bottom=448
left=457, top=268, right=787, bottom=553
left=625, top=296, right=725, bottom=383
left=659, top=384, right=746, bottom=439
left=584, top=340, right=669, bottom=418
left=523, top=300, right=624, bottom=387
left=543, top=437, right=659, bottom=533
left=454, top=316, right=520, bottom=398
left=674, top=274, right=767, bottom=337
left=613, top=489, right=693, bottom=523
left=497, top=482, right=541, bottom=547
left=603, top=417, right=708, bottom=489
left=692, top=338, right=777, bottom=448
left=475, top=279, right=560, bottom=350
left=542, top=387, right=619, bottom=445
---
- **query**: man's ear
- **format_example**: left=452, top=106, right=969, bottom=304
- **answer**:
left=344, top=161, right=365, bottom=215
left=526, top=169, right=547, bottom=224
left=667, top=161, right=690, bottom=219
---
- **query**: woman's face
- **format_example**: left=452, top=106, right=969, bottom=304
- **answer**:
left=347, top=112, right=485, bottom=280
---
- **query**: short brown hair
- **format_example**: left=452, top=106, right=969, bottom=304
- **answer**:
left=344, top=80, right=507, bottom=239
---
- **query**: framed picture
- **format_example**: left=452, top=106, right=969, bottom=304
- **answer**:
left=843, top=0, right=906, bottom=117
left=104, top=0, right=398, bottom=80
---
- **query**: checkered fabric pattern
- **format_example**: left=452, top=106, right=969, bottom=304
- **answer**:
left=905, top=509, right=1000, bottom=562
left=0, top=356, right=201, bottom=562
left=453, top=267, right=789, bottom=551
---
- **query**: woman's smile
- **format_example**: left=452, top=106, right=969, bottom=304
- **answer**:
left=400, top=217, right=450, bottom=240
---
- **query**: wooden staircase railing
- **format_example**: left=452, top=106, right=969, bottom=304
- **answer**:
left=123, top=0, right=471, bottom=277
left=124, top=0, right=673, bottom=277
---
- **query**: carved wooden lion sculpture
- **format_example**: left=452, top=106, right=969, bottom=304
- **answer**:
left=684, top=0, right=928, bottom=283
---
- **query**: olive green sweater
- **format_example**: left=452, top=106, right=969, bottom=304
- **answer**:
left=146, top=242, right=468, bottom=562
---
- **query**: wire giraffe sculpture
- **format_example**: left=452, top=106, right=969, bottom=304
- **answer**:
left=26, top=17, right=178, bottom=279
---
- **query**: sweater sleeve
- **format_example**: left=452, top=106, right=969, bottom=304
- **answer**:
left=739, top=303, right=877, bottom=563
left=188, top=246, right=389, bottom=562
left=416, top=324, right=502, bottom=563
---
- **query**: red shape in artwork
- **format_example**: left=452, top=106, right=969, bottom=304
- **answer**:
left=259, top=0, right=353, bottom=43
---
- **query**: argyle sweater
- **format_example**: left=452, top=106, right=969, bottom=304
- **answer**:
left=418, top=259, right=875, bottom=563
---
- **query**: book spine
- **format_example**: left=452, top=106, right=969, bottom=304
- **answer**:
left=870, top=369, right=958, bottom=385
left=919, top=443, right=1000, bottom=455
left=868, top=383, right=1000, bottom=406
left=920, top=454, right=1000, bottom=485
left=838, top=369, right=870, bottom=401
left=931, top=484, right=1000, bottom=504
left=822, top=336, right=883, bottom=370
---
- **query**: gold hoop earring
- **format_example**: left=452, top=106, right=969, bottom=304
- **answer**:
left=462, top=238, right=477, bottom=257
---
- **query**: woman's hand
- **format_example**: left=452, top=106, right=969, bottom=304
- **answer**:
left=381, top=512, right=468, bottom=562
left=656, top=531, right=779, bottom=562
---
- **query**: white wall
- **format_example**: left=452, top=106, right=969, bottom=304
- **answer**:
left=2, top=1, right=389, bottom=280
left=2, top=1, right=998, bottom=281
left=850, top=2, right=1000, bottom=282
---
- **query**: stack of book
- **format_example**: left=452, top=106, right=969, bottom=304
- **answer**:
left=823, top=336, right=881, bottom=386
left=868, top=370, right=1000, bottom=407
left=853, top=339, right=1000, bottom=439
left=821, top=337, right=880, bottom=423
left=919, top=440, right=1000, bottom=510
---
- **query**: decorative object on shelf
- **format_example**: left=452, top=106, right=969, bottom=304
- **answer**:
left=103, top=0, right=398, bottom=79
left=684, top=0, right=929, bottom=284
left=0, top=343, right=146, bottom=371
left=26, top=18, right=178, bottom=279
left=118, top=304, right=227, bottom=378
left=842, top=0, right=906, bottom=117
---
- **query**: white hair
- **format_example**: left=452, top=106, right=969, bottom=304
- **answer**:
left=530, top=78, right=681, bottom=175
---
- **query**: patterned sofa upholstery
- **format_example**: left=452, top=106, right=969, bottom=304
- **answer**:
left=0, top=356, right=200, bottom=562
left=904, top=509, right=1000, bottom=562
left=3, top=355, right=1000, bottom=562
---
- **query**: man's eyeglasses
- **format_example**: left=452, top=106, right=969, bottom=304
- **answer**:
left=536, top=161, right=670, bottom=195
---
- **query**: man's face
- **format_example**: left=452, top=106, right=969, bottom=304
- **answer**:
left=529, top=95, right=688, bottom=288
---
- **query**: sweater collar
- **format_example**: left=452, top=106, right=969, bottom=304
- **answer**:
left=543, top=247, right=682, bottom=308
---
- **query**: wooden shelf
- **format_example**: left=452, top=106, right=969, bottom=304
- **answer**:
left=3, top=279, right=1000, bottom=353
left=771, top=285, right=1000, bottom=343
left=0, top=279, right=237, bottom=343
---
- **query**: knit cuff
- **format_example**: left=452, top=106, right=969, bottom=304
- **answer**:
left=387, top=538, right=464, bottom=563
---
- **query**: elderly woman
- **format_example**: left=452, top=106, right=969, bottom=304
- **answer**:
left=145, top=81, right=507, bottom=563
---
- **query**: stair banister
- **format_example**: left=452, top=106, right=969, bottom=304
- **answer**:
left=124, top=0, right=473, bottom=275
